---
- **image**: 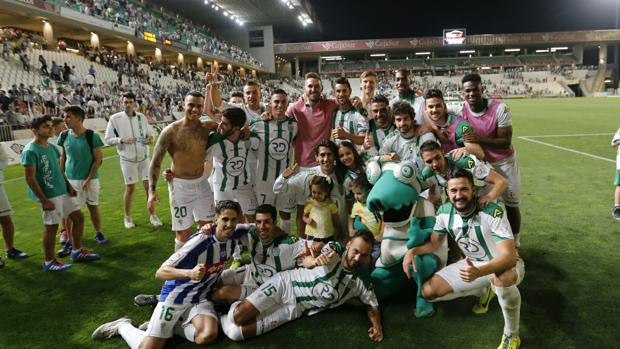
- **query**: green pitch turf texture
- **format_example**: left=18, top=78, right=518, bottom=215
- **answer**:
left=0, top=97, right=618, bottom=349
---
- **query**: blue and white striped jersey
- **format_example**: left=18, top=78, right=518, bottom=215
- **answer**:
left=159, top=228, right=244, bottom=305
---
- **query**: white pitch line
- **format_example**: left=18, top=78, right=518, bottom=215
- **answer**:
left=518, top=136, right=615, bottom=163
left=520, top=133, right=613, bottom=138
left=3, top=154, right=120, bottom=183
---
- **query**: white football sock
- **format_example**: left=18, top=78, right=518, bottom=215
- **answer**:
left=174, top=238, right=185, bottom=252
left=173, top=323, right=195, bottom=342
left=220, top=314, right=244, bottom=341
left=493, top=284, right=521, bottom=337
left=118, top=323, right=145, bottom=349
left=280, top=219, right=291, bottom=234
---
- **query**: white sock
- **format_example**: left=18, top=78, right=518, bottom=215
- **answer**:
left=118, top=323, right=145, bottom=349
left=280, top=219, right=291, bottom=234
left=173, top=323, right=195, bottom=342
left=430, top=286, right=486, bottom=302
left=220, top=314, right=244, bottom=341
left=493, top=284, right=521, bottom=337
left=174, top=239, right=185, bottom=252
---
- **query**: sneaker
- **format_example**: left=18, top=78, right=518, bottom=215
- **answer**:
left=71, top=249, right=100, bottom=262
left=56, top=240, right=72, bottom=258
left=42, top=259, right=72, bottom=272
left=472, top=287, right=496, bottom=314
left=497, top=334, right=521, bottom=349
left=134, top=294, right=158, bottom=307
left=228, top=259, right=242, bottom=270
left=149, top=214, right=163, bottom=227
left=59, top=230, right=69, bottom=244
left=91, top=317, right=132, bottom=340
left=124, top=216, right=135, bottom=229
left=6, top=248, right=28, bottom=259
left=138, top=321, right=150, bottom=331
left=94, top=232, right=108, bottom=245
left=614, top=206, right=620, bottom=220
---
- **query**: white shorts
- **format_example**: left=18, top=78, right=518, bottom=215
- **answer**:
left=40, top=194, right=81, bottom=225
left=255, top=180, right=295, bottom=213
left=68, top=179, right=100, bottom=207
left=120, top=158, right=149, bottom=185
left=246, top=274, right=303, bottom=332
left=491, top=155, right=521, bottom=207
left=0, top=185, right=13, bottom=217
left=168, top=176, right=215, bottom=231
left=145, top=301, right=217, bottom=339
left=436, top=257, right=525, bottom=294
left=219, top=266, right=259, bottom=300
left=214, top=186, right=257, bottom=215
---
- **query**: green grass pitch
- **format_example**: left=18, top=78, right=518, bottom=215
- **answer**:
left=0, top=97, right=618, bottom=349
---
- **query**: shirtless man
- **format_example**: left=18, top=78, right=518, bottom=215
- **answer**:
left=147, top=91, right=218, bottom=251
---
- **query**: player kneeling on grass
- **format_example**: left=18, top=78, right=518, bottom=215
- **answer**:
left=22, top=115, right=99, bottom=271
left=220, top=230, right=383, bottom=342
left=403, top=168, right=524, bottom=349
left=92, top=201, right=244, bottom=347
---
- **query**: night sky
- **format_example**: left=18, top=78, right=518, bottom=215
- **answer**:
left=285, top=0, right=620, bottom=42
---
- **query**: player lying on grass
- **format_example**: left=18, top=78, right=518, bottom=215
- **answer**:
left=220, top=230, right=383, bottom=342
left=92, top=201, right=244, bottom=348
left=403, top=168, right=524, bottom=349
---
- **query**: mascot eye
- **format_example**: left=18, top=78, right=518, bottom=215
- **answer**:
left=394, top=162, right=416, bottom=184
left=366, top=160, right=382, bottom=185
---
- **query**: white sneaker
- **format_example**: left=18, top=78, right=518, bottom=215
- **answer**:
left=91, top=316, right=132, bottom=340
left=150, top=214, right=163, bottom=227
left=124, top=216, right=135, bottom=229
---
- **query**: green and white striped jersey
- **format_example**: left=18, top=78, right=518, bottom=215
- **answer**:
left=206, top=132, right=259, bottom=192
left=250, top=118, right=298, bottom=184
left=238, top=224, right=306, bottom=285
left=434, top=202, right=513, bottom=262
left=380, top=131, right=436, bottom=172
left=419, top=154, right=491, bottom=189
left=278, top=241, right=378, bottom=315
left=364, top=119, right=396, bottom=158
left=332, top=107, right=368, bottom=145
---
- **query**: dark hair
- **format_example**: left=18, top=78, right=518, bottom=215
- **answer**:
left=215, top=200, right=242, bottom=215
left=338, top=141, right=364, bottom=173
left=256, top=204, right=277, bottom=221
left=230, top=91, right=244, bottom=98
left=314, top=139, right=346, bottom=184
left=395, top=69, right=409, bottom=77
left=186, top=90, right=204, bottom=99
left=419, top=140, right=443, bottom=154
left=122, top=92, right=136, bottom=100
left=31, top=115, right=52, bottom=129
left=51, top=117, right=65, bottom=126
left=370, top=94, right=389, bottom=105
left=351, top=229, right=375, bottom=246
left=305, top=72, right=321, bottom=81
left=222, top=107, right=246, bottom=128
left=462, top=73, right=482, bottom=85
left=63, top=105, right=85, bottom=121
left=425, top=89, right=444, bottom=100
left=446, top=167, right=475, bottom=187
left=309, top=175, right=333, bottom=196
left=334, top=77, right=351, bottom=90
left=271, top=88, right=288, bottom=97
left=391, top=101, right=415, bottom=118
left=351, top=175, right=372, bottom=193
left=244, top=80, right=260, bottom=88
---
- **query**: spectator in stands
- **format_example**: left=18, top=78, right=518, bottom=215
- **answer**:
left=0, top=145, right=29, bottom=268
left=50, top=61, right=61, bottom=81
left=1, top=40, right=9, bottom=61
left=63, top=63, right=71, bottom=82
left=20, top=52, right=29, bottom=72
left=3, top=103, right=18, bottom=128
left=85, top=72, right=95, bottom=89
left=88, top=64, right=96, bottom=78
left=0, top=91, right=10, bottom=112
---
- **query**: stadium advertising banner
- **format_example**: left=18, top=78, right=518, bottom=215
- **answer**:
left=274, top=29, right=620, bottom=54
left=443, top=29, right=466, bottom=45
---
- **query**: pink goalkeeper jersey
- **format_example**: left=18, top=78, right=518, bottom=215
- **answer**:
left=461, top=99, right=514, bottom=162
